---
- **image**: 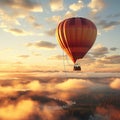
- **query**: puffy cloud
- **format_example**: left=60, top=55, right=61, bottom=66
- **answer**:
left=56, top=79, right=94, bottom=91
left=110, top=78, right=120, bottom=90
left=0, top=9, right=20, bottom=27
left=69, top=0, right=84, bottom=11
left=0, top=99, right=36, bottom=120
left=0, top=80, right=42, bottom=94
left=90, top=44, right=109, bottom=57
left=0, top=72, right=120, bottom=119
left=0, top=0, right=43, bottom=30
left=26, top=80, right=42, bottom=91
left=26, top=40, right=57, bottom=49
left=0, top=85, right=16, bottom=94
left=50, top=0, right=64, bottom=11
left=64, top=11, right=77, bottom=19
left=88, top=0, right=105, bottom=13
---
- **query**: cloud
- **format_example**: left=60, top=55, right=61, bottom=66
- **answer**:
left=88, top=0, right=105, bottom=13
left=110, top=47, right=118, bottom=51
left=64, top=11, right=77, bottom=19
left=26, top=41, right=57, bottom=49
left=97, top=19, right=120, bottom=31
left=69, top=0, right=84, bottom=11
left=32, top=22, right=43, bottom=29
left=0, top=0, right=43, bottom=12
left=0, top=99, right=36, bottom=120
left=49, top=55, right=64, bottom=60
left=98, top=55, right=120, bottom=64
left=46, top=15, right=61, bottom=24
left=45, top=28, right=56, bottom=36
left=0, top=1, right=43, bottom=30
left=50, top=0, right=64, bottom=11
left=26, top=16, right=43, bottom=29
left=110, top=78, right=120, bottom=90
left=56, top=79, right=94, bottom=91
left=0, top=72, right=120, bottom=119
left=96, top=106, right=120, bottom=120
left=19, top=55, right=30, bottom=59
left=90, top=44, right=109, bottom=57
left=26, top=80, right=42, bottom=91
left=80, top=54, right=95, bottom=64
left=27, top=15, right=36, bottom=23
left=0, top=9, right=20, bottom=28
left=4, top=28, right=32, bottom=36
left=83, top=54, right=120, bottom=72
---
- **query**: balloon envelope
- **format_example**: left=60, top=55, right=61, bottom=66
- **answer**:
left=56, top=17, right=97, bottom=63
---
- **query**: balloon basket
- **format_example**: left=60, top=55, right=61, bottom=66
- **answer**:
left=73, top=64, right=81, bottom=71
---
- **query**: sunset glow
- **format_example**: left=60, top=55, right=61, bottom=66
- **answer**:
left=0, top=0, right=120, bottom=120
left=0, top=0, right=119, bottom=72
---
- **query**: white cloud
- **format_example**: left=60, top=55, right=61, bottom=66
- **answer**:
left=69, top=0, right=84, bottom=11
left=50, top=0, right=64, bottom=11
left=46, top=16, right=61, bottom=24
left=0, top=9, right=20, bottom=28
left=0, top=1, right=43, bottom=29
left=88, top=0, right=105, bottom=13
left=64, top=11, right=77, bottom=19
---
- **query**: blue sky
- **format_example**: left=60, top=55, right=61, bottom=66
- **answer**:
left=0, top=0, right=120, bottom=72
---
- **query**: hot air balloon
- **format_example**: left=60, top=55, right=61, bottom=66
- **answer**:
left=56, top=17, right=97, bottom=71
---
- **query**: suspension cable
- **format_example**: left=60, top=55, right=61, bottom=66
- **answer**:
left=62, top=51, right=68, bottom=79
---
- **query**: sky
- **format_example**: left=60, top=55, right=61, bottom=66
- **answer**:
left=0, top=0, right=120, bottom=72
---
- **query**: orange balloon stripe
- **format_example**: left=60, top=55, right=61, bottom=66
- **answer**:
left=63, top=20, right=75, bottom=62
left=57, top=22, right=74, bottom=62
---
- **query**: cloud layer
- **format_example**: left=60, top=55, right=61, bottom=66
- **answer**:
left=0, top=72, right=120, bottom=120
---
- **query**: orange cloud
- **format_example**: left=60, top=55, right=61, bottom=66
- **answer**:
left=96, top=106, right=120, bottom=120
left=56, top=79, right=93, bottom=90
left=26, top=80, right=42, bottom=91
left=0, top=99, right=36, bottom=120
left=110, top=78, right=120, bottom=90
